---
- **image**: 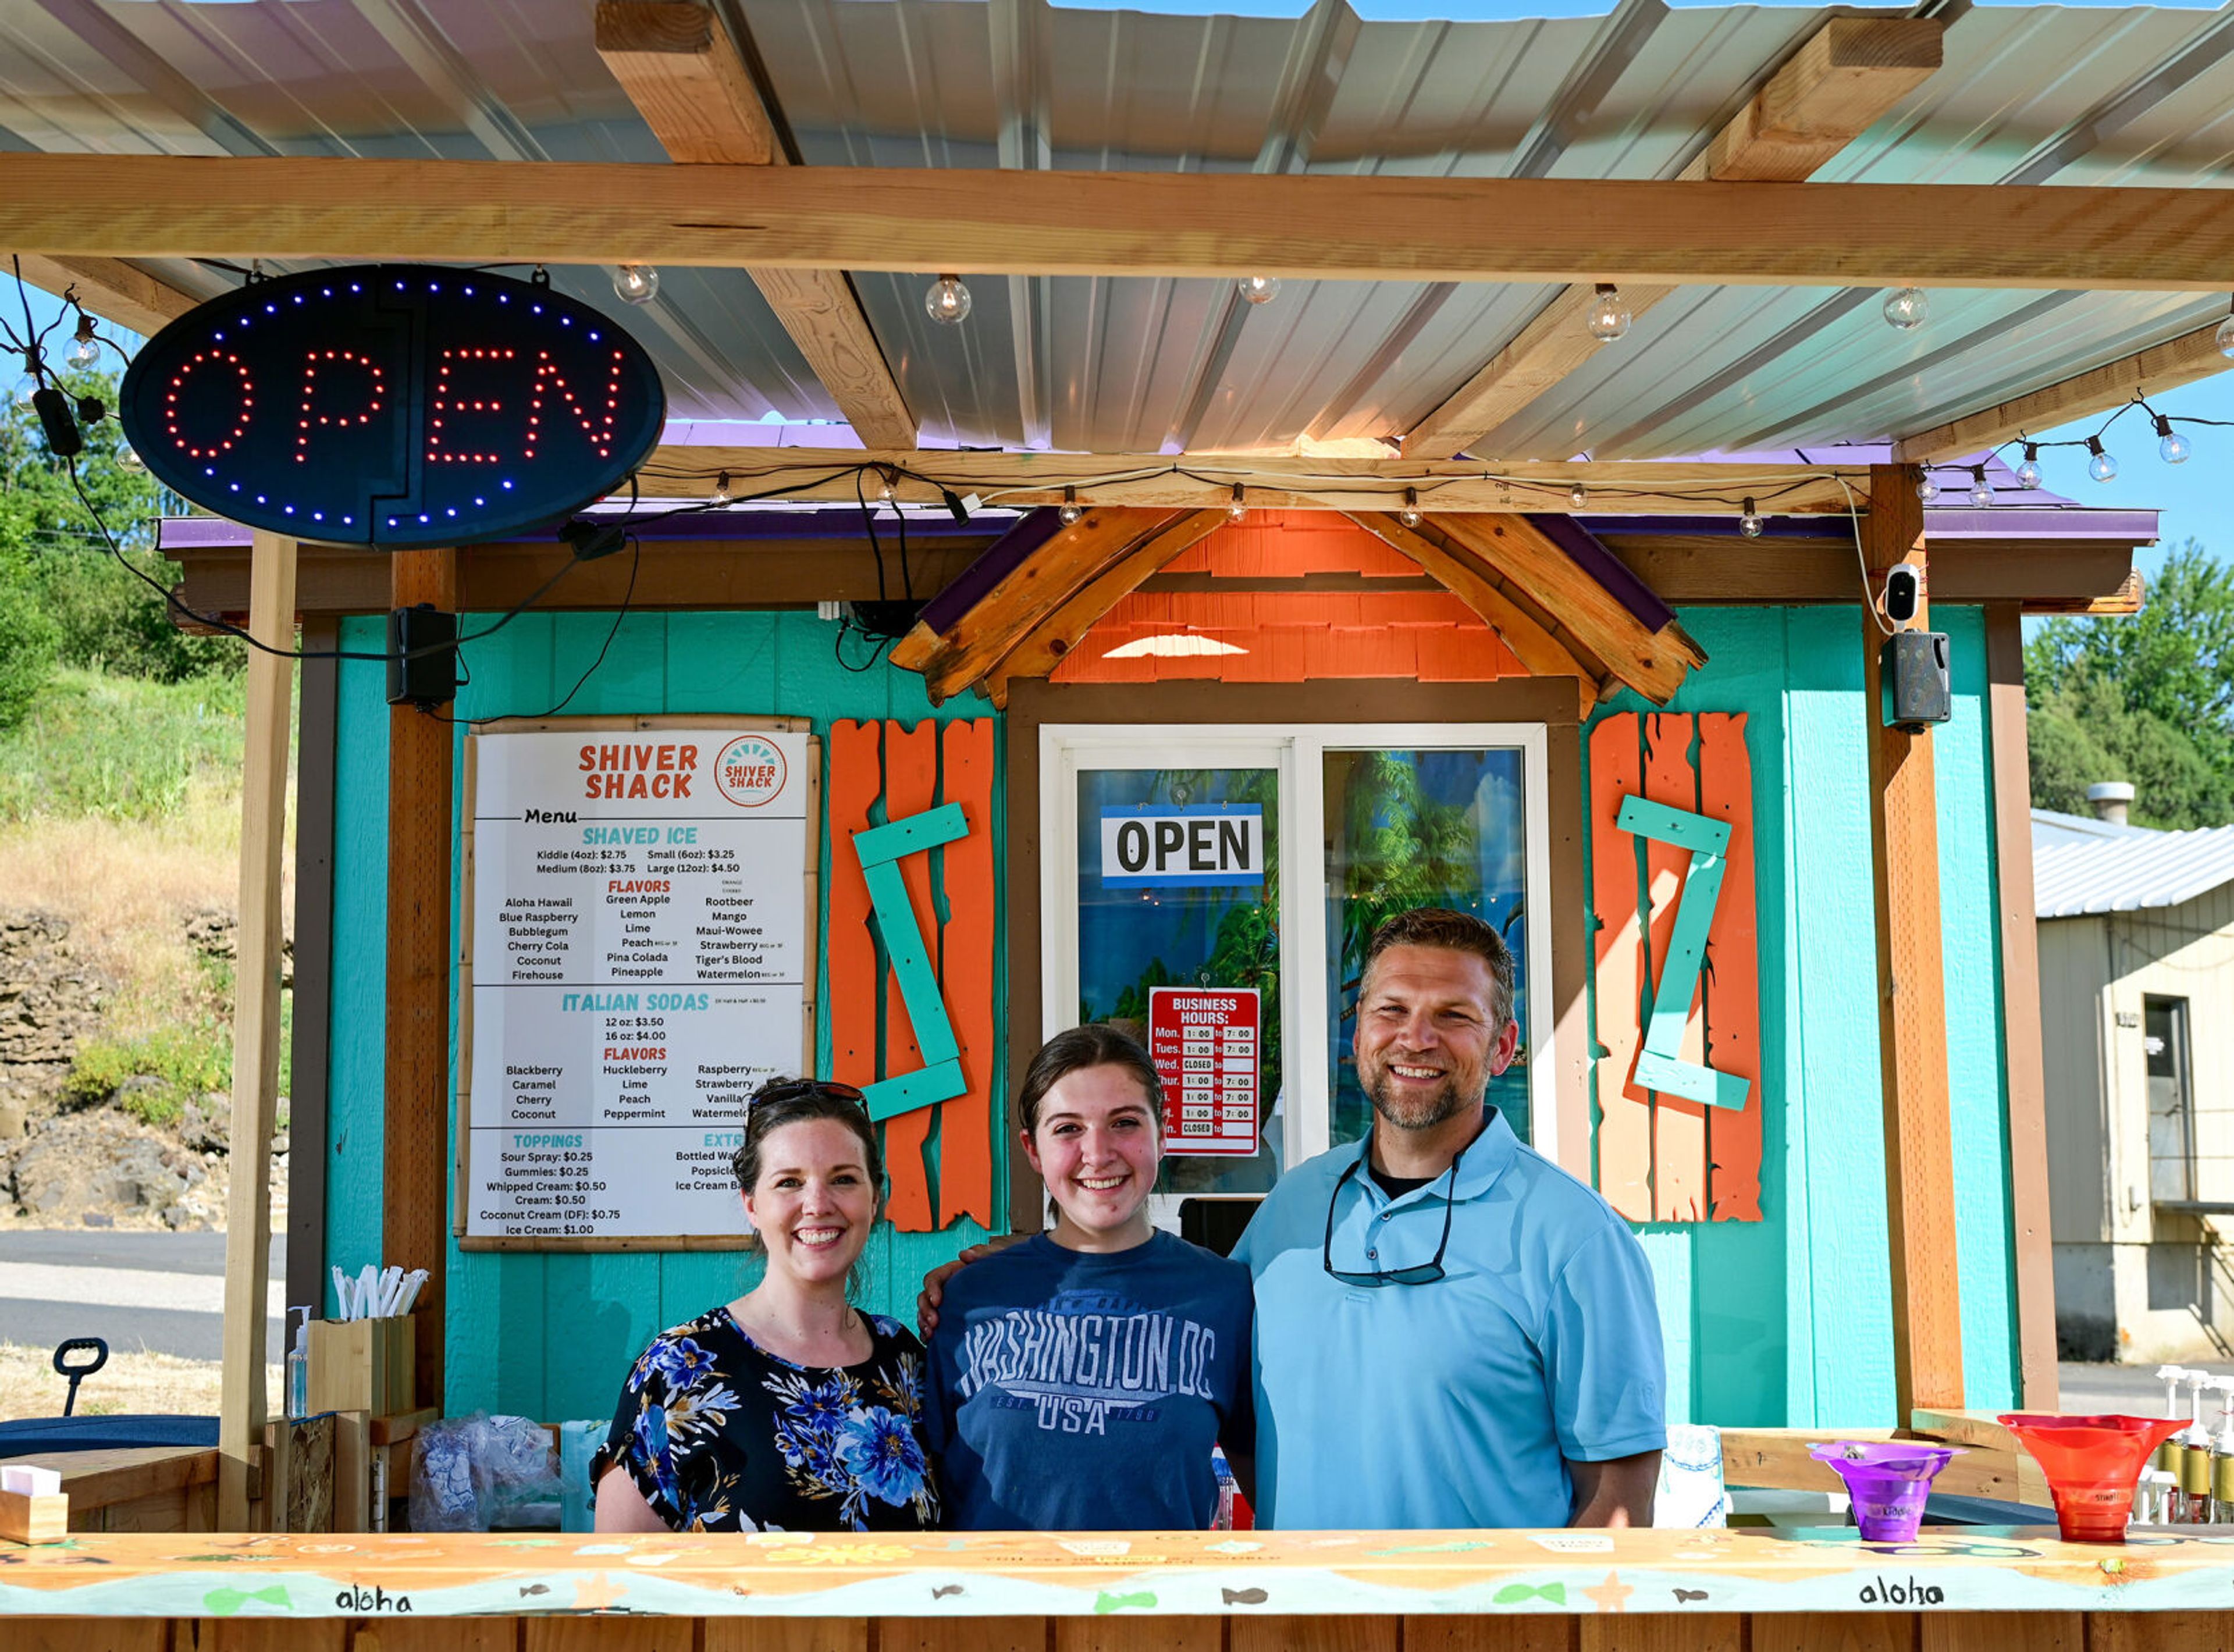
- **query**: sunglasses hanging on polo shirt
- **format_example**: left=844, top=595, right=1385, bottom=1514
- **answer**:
left=1321, top=1140, right=1466, bottom=1287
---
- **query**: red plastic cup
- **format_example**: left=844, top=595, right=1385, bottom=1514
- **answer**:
left=1809, top=1441, right=1965, bottom=1541
left=1998, top=1414, right=2189, bottom=1543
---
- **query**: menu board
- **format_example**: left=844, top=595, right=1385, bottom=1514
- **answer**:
left=457, top=718, right=818, bottom=1248
left=1147, top=987, right=1261, bottom=1156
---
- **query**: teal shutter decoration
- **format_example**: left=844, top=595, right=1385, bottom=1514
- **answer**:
left=852, top=802, right=972, bottom=1121
left=1616, top=793, right=1751, bottom=1112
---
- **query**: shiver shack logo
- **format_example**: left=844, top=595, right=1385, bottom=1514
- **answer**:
left=714, top=735, right=787, bottom=808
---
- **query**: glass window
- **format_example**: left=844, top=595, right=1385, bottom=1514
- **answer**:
left=1046, top=724, right=1552, bottom=1215
left=1076, top=764, right=1283, bottom=1196
left=2146, top=996, right=2194, bottom=1205
left=1324, top=747, right=1531, bottom=1147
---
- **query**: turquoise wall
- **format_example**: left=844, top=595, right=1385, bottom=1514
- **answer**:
left=1585, top=604, right=2018, bottom=1430
left=324, top=611, right=1002, bottom=1423
left=326, top=601, right=2020, bottom=1429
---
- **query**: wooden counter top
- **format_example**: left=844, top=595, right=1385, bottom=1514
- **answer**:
left=4, top=1522, right=2234, bottom=1623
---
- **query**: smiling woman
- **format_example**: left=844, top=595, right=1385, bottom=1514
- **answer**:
left=588, top=1079, right=941, bottom=1533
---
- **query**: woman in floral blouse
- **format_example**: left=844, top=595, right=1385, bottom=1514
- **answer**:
left=592, top=1080, right=940, bottom=1532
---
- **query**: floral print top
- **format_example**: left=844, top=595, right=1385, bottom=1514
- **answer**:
left=594, top=1305, right=940, bottom=1532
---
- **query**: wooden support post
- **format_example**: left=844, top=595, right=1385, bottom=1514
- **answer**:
left=386, top=549, right=456, bottom=1416
left=1987, top=603, right=2061, bottom=1410
left=1862, top=467, right=1963, bottom=1418
left=218, top=529, right=297, bottom=1530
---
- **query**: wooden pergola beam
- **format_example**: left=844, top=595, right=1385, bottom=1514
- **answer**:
left=638, top=447, right=1867, bottom=515
left=1344, top=511, right=1608, bottom=718
left=11, top=253, right=197, bottom=338
left=10, top=155, right=2234, bottom=290
left=1891, top=317, right=2234, bottom=465
left=594, top=1, right=916, bottom=449
left=1406, top=17, right=1943, bottom=460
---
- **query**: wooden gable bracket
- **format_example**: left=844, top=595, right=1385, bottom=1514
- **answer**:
left=1404, top=16, right=1944, bottom=461
left=1347, top=511, right=1635, bottom=719
left=595, top=0, right=917, bottom=448
left=890, top=508, right=1205, bottom=704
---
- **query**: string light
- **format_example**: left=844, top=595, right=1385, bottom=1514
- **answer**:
left=1883, top=287, right=1928, bottom=330
left=2218, top=297, right=2234, bottom=359
left=2086, top=436, right=2118, bottom=483
left=2154, top=413, right=2190, bottom=465
left=1586, top=284, right=1631, bottom=343
left=1227, top=483, right=1247, bottom=523
left=1238, top=276, right=1281, bottom=306
left=874, top=468, right=895, bottom=504
left=1739, top=498, right=1763, bottom=537
left=1916, top=470, right=1938, bottom=503
left=9, top=348, right=38, bottom=403
left=711, top=471, right=732, bottom=505
left=1968, top=467, right=1993, bottom=508
left=1059, top=485, right=1083, bottom=525
left=2015, top=444, right=2043, bottom=490
left=1567, top=483, right=1587, bottom=510
left=1399, top=487, right=1422, bottom=528
left=612, top=265, right=659, bottom=305
left=925, top=275, right=972, bottom=325
left=67, top=312, right=101, bottom=368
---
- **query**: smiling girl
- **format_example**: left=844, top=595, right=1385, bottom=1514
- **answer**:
left=592, top=1080, right=939, bottom=1532
left=923, top=1025, right=1254, bottom=1529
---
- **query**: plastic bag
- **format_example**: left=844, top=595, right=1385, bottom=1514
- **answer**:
left=408, top=1412, right=563, bottom=1532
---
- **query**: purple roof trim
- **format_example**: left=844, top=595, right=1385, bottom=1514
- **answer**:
left=158, top=507, right=1022, bottom=552
left=1521, top=514, right=1675, bottom=633
left=916, top=509, right=1069, bottom=638
left=1581, top=505, right=2159, bottom=543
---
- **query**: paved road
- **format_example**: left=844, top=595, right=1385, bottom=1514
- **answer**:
left=2059, top=1359, right=2234, bottom=1414
left=0, top=1231, right=286, bottom=1364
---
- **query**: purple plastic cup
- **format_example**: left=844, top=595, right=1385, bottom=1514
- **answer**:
left=1809, top=1441, right=1966, bottom=1541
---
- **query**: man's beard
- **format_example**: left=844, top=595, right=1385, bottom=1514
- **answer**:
left=1364, top=1063, right=1477, bottom=1132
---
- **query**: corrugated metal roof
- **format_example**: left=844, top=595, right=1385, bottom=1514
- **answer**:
left=2033, top=814, right=2234, bottom=918
left=9, top=0, right=2234, bottom=456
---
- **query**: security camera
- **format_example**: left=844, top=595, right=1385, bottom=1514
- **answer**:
left=1883, top=564, right=1923, bottom=626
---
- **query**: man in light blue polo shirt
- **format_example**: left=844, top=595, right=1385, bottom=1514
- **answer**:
left=1230, top=907, right=1664, bottom=1529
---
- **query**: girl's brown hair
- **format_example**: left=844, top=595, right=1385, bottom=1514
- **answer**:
left=1016, top=1024, right=1165, bottom=1137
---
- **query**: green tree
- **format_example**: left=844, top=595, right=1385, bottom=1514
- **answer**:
left=0, top=368, right=235, bottom=682
left=2026, top=540, right=2234, bottom=828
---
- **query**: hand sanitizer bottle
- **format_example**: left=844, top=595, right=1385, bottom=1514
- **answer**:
left=2180, top=1369, right=2215, bottom=1523
left=2210, top=1379, right=2234, bottom=1525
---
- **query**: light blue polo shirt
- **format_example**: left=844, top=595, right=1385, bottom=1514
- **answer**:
left=1230, top=1109, right=1665, bottom=1529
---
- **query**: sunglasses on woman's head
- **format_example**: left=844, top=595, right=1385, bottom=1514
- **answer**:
left=748, top=1078, right=867, bottom=1110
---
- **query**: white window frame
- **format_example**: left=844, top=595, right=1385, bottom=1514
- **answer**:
left=1038, top=722, right=1557, bottom=1193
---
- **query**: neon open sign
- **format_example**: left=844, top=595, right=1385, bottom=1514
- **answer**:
left=120, top=265, right=666, bottom=550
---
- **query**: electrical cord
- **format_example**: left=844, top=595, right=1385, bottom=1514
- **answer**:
left=424, top=536, right=643, bottom=725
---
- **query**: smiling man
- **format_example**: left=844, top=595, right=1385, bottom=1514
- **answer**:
left=1229, top=906, right=1666, bottom=1529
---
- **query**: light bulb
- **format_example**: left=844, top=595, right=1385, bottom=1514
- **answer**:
left=1227, top=484, right=1247, bottom=524
left=2219, top=311, right=2234, bottom=359
left=2086, top=437, right=2117, bottom=483
left=1586, top=284, right=1630, bottom=342
left=1739, top=499, right=1763, bottom=538
left=1916, top=471, right=1938, bottom=503
left=1238, top=275, right=1281, bottom=306
left=1567, top=483, right=1588, bottom=510
left=10, top=351, right=37, bottom=403
left=2154, top=415, right=2190, bottom=465
left=874, top=471, right=894, bottom=504
left=1059, top=486, right=1083, bottom=526
left=711, top=471, right=732, bottom=505
left=1398, top=487, right=1422, bottom=528
left=613, top=264, right=659, bottom=305
left=1883, top=287, right=1927, bottom=330
left=67, top=319, right=100, bottom=368
left=1969, top=468, right=1993, bottom=508
left=2015, top=445, right=2043, bottom=490
left=115, top=443, right=144, bottom=472
left=926, top=274, right=972, bottom=325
